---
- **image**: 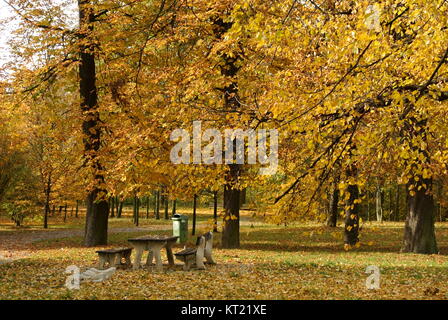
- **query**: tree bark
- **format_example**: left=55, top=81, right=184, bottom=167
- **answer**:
left=110, top=197, right=115, bottom=218
left=388, top=187, right=392, bottom=221
left=172, top=199, right=176, bottom=216
left=402, top=177, right=438, bottom=253
left=344, top=165, right=360, bottom=246
left=155, top=190, right=160, bottom=220
left=63, top=203, right=67, bottom=223
left=367, top=190, right=370, bottom=221
left=43, top=174, right=51, bottom=229
left=192, top=194, right=197, bottom=236
left=375, top=185, right=383, bottom=223
left=395, top=184, right=400, bottom=221
left=164, top=194, right=169, bottom=220
left=401, top=115, right=438, bottom=254
left=436, top=181, right=442, bottom=222
left=75, top=200, right=79, bottom=218
left=239, top=188, right=246, bottom=208
left=84, top=190, right=108, bottom=246
left=117, top=200, right=123, bottom=218
left=326, top=179, right=339, bottom=227
left=222, top=164, right=241, bottom=248
left=79, top=0, right=109, bottom=246
left=213, top=191, right=218, bottom=233
left=213, top=16, right=242, bottom=249
left=133, top=195, right=139, bottom=226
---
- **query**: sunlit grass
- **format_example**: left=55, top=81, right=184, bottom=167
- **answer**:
left=1, top=213, right=447, bottom=300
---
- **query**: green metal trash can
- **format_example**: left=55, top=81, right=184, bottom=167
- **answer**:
left=172, top=214, right=188, bottom=244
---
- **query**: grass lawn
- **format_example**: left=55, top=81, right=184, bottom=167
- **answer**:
left=1, top=210, right=447, bottom=300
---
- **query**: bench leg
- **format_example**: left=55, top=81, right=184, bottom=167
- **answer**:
left=124, top=252, right=132, bottom=269
left=196, top=257, right=206, bottom=270
left=133, top=248, right=143, bottom=270
left=205, top=250, right=216, bottom=265
left=148, top=243, right=165, bottom=272
left=166, top=244, right=175, bottom=267
left=153, top=249, right=163, bottom=272
left=146, top=251, right=154, bottom=266
left=183, top=257, right=192, bottom=271
left=108, top=254, right=118, bottom=268
left=196, top=238, right=206, bottom=270
left=98, top=255, right=106, bottom=270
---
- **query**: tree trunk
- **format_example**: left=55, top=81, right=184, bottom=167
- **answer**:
left=213, top=15, right=242, bottom=249
left=395, top=184, right=400, bottom=221
left=75, top=200, right=79, bottom=218
left=117, top=200, right=123, bottom=218
left=402, top=177, right=438, bottom=254
left=136, top=197, right=140, bottom=226
left=79, top=0, right=109, bottom=246
left=367, top=190, right=370, bottom=221
left=192, top=194, right=198, bottom=236
left=84, top=190, right=109, bottom=246
left=344, top=165, right=360, bottom=246
left=401, top=113, right=438, bottom=254
left=164, top=195, right=169, bottom=220
left=326, top=179, right=339, bottom=227
left=153, top=192, right=157, bottom=216
left=375, top=186, right=383, bottom=223
left=63, top=203, right=67, bottom=223
left=222, top=164, right=241, bottom=248
left=388, top=187, right=392, bottom=221
left=110, top=197, right=115, bottom=218
left=133, top=195, right=139, bottom=226
left=239, top=188, right=246, bottom=208
left=155, top=190, right=160, bottom=220
left=436, top=181, right=442, bottom=222
left=43, top=174, right=51, bottom=229
left=213, top=191, right=218, bottom=232
left=172, top=199, right=176, bottom=216
left=146, top=196, right=150, bottom=219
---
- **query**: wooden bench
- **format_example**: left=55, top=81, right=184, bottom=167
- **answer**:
left=174, top=231, right=216, bottom=271
left=96, top=248, right=133, bottom=270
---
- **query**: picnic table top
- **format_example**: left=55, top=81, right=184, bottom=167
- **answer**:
left=127, top=235, right=179, bottom=243
left=96, top=247, right=133, bottom=254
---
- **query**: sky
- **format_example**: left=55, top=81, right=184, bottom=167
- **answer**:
left=0, top=0, right=78, bottom=78
left=0, top=1, right=15, bottom=72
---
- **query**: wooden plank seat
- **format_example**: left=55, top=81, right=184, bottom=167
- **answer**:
left=175, top=238, right=204, bottom=271
left=174, top=232, right=216, bottom=271
left=96, top=248, right=133, bottom=270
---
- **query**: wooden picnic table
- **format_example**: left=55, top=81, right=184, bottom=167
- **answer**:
left=128, top=235, right=179, bottom=271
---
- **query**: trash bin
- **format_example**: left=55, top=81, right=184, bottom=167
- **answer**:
left=172, top=214, right=188, bottom=244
